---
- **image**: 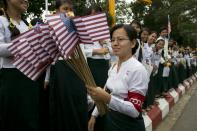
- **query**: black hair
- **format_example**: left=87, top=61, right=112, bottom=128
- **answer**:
left=86, top=5, right=102, bottom=15
left=0, top=8, right=4, bottom=16
left=3, top=0, right=29, bottom=39
left=55, top=0, right=72, bottom=10
left=159, top=26, right=167, bottom=33
left=30, top=18, right=44, bottom=26
left=150, top=31, right=158, bottom=36
left=140, top=27, right=150, bottom=35
left=130, top=20, right=142, bottom=30
left=110, top=24, right=138, bottom=55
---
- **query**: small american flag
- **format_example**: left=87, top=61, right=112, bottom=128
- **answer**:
left=73, top=13, right=110, bottom=44
left=46, top=13, right=79, bottom=60
left=73, top=17, right=93, bottom=44
left=8, top=26, right=59, bottom=81
left=168, top=15, right=171, bottom=34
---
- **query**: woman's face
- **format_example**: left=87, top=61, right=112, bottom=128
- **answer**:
left=59, top=3, right=72, bottom=14
left=160, top=29, right=168, bottom=38
left=131, top=23, right=141, bottom=34
left=58, top=3, right=74, bottom=17
left=156, top=41, right=164, bottom=50
left=111, top=28, right=135, bottom=58
left=147, top=33, right=157, bottom=44
left=7, top=0, right=29, bottom=13
left=140, top=30, right=149, bottom=42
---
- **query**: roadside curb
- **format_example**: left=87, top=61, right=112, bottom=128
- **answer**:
left=143, top=73, right=197, bottom=131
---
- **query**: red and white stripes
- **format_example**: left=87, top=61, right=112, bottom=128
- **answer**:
left=8, top=13, right=110, bottom=81
left=73, top=13, right=110, bottom=44
left=8, top=24, right=59, bottom=81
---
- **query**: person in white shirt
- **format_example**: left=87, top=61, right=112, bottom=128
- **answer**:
left=84, top=40, right=112, bottom=86
left=137, top=27, right=150, bottom=61
left=157, top=27, right=169, bottom=59
left=87, top=24, right=149, bottom=131
left=147, top=39, right=164, bottom=108
left=141, top=31, right=157, bottom=111
left=130, top=20, right=142, bottom=61
left=0, top=0, right=45, bottom=131
left=142, top=31, right=157, bottom=76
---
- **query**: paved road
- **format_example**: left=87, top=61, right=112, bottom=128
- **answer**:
left=172, top=84, right=197, bottom=131
left=155, top=82, right=197, bottom=131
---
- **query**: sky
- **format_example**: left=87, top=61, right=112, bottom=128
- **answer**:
left=126, top=0, right=134, bottom=2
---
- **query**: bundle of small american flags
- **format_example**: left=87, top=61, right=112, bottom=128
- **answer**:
left=8, top=13, right=110, bottom=81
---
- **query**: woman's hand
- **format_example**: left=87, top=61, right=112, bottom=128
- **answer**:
left=88, top=116, right=96, bottom=131
left=93, top=48, right=109, bottom=55
left=86, top=85, right=111, bottom=104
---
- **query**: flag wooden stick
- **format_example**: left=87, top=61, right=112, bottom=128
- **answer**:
left=66, top=44, right=108, bottom=115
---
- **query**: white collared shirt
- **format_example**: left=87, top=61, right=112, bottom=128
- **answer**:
left=152, top=49, right=163, bottom=67
left=143, top=43, right=153, bottom=65
left=0, top=16, right=29, bottom=68
left=92, top=57, right=149, bottom=118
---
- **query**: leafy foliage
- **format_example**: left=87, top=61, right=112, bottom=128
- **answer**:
left=26, top=0, right=197, bottom=47
left=141, top=0, right=197, bottom=47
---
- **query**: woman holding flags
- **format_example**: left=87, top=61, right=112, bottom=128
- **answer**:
left=0, top=0, right=45, bottom=131
left=88, top=24, right=149, bottom=131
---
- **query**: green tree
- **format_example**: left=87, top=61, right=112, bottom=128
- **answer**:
left=141, top=0, right=197, bottom=47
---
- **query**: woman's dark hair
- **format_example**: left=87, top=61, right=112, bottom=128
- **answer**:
left=3, top=0, right=29, bottom=39
left=159, top=26, right=167, bottom=33
left=110, top=24, right=138, bottom=55
left=30, top=18, right=44, bottom=26
left=0, top=8, right=4, bottom=16
left=55, top=0, right=72, bottom=10
left=140, top=27, right=150, bottom=36
left=86, top=5, right=102, bottom=15
left=150, top=31, right=158, bottom=36
left=130, top=20, right=142, bottom=30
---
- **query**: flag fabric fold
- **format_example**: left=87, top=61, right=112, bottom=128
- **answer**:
left=73, top=13, right=110, bottom=43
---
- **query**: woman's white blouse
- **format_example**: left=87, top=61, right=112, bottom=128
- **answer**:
left=152, top=49, right=163, bottom=67
left=143, top=43, right=153, bottom=65
left=92, top=57, right=149, bottom=118
left=83, top=41, right=112, bottom=60
left=0, top=16, right=29, bottom=68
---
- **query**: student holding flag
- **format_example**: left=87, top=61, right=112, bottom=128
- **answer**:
left=0, top=0, right=45, bottom=131
left=47, top=1, right=88, bottom=131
